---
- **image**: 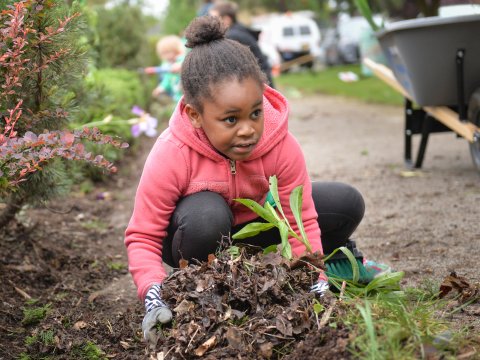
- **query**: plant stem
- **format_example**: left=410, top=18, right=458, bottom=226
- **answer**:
left=74, top=118, right=137, bottom=130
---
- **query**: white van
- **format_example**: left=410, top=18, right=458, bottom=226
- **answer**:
left=252, top=12, right=322, bottom=67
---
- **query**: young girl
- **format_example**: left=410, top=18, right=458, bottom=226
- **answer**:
left=125, top=16, right=368, bottom=344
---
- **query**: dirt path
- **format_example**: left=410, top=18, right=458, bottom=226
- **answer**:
left=1, top=94, right=479, bottom=359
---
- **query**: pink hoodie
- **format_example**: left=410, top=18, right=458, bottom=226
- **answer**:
left=125, top=86, right=322, bottom=299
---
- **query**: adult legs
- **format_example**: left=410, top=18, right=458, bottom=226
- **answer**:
left=311, top=181, right=365, bottom=254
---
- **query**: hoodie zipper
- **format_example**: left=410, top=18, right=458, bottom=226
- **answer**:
left=229, top=159, right=237, bottom=203
left=229, top=159, right=236, bottom=175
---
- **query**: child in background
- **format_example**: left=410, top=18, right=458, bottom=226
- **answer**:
left=144, top=35, right=185, bottom=103
left=125, top=16, right=378, bottom=345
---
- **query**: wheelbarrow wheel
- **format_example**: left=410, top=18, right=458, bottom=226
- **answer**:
left=468, top=89, right=480, bottom=172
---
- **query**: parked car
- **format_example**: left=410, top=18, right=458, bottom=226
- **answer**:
left=438, top=3, right=480, bottom=17
left=252, top=12, right=322, bottom=68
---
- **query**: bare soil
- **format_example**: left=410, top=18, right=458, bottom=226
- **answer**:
left=1, top=94, right=479, bottom=359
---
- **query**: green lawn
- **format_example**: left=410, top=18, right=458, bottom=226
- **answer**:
left=275, top=64, right=404, bottom=106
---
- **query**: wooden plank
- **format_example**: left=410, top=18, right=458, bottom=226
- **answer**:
left=363, top=57, right=478, bottom=143
left=280, top=54, right=314, bottom=72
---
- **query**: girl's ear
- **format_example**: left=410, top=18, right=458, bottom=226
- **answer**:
left=185, top=104, right=202, bottom=129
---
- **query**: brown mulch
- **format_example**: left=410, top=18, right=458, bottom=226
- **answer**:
left=154, top=246, right=350, bottom=359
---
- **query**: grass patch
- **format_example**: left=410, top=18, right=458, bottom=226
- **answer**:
left=25, top=330, right=55, bottom=347
left=107, top=261, right=126, bottom=271
left=73, top=341, right=106, bottom=360
left=275, top=64, right=403, bottom=106
left=339, top=280, right=478, bottom=359
left=82, top=219, right=108, bottom=231
left=22, top=303, right=51, bottom=326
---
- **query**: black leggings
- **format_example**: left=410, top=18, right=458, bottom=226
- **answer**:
left=162, top=182, right=365, bottom=267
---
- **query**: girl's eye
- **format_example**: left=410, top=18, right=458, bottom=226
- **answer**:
left=251, top=109, right=262, bottom=119
left=223, top=116, right=236, bottom=125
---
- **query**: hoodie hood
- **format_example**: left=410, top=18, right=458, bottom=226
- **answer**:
left=169, top=85, right=289, bottom=161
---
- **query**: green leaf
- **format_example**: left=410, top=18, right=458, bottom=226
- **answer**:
left=289, top=185, right=311, bottom=252
left=356, top=301, right=379, bottom=355
left=313, top=302, right=325, bottom=315
left=354, top=0, right=380, bottom=31
left=263, top=244, right=278, bottom=255
left=324, top=247, right=360, bottom=283
left=268, top=176, right=287, bottom=220
left=234, top=198, right=278, bottom=225
left=232, top=222, right=276, bottom=239
left=264, top=201, right=281, bottom=222
left=278, top=221, right=292, bottom=260
left=227, top=246, right=241, bottom=258
left=364, top=271, right=405, bottom=293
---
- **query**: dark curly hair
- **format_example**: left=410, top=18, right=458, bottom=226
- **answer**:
left=181, top=15, right=266, bottom=113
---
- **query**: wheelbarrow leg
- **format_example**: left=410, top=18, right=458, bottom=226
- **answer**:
left=404, top=99, right=414, bottom=168
left=456, top=48, right=467, bottom=121
left=404, top=98, right=432, bottom=169
left=415, top=112, right=433, bottom=168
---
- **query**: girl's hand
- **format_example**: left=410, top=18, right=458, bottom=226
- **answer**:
left=144, top=67, right=158, bottom=75
left=142, top=284, right=172, bottom=346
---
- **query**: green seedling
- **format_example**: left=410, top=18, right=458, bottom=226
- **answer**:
left=227, top=245, right=241, bottom=259
left=155, top=321, right=173, bottom=338
left=233, top=175, right=312, bottom=260
left=233, top=176, right=404, bottom=296
left=312, top=298, right=325, bottom=328
left=233, top=176, right=363, bottom=279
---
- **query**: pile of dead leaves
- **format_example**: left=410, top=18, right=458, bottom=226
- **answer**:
left=154, top=246, right=350, bottom=359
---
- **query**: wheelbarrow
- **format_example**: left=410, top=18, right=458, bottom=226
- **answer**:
left=363, top=13, right=480, bottom=171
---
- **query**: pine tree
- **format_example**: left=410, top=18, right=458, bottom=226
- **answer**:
left=0, top=0, right=126, bottom=227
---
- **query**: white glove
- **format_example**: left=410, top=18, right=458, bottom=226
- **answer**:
left=142, top=284, right=173, bottom=345
left=310, top=279, right=329, bottom=296
left=310, top=272, right=329, bottom=297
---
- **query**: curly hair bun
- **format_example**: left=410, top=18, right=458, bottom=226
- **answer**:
left=184, top=15, right=226, bottom=49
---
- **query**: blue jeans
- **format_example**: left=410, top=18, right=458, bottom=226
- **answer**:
left=162, top=182, right=365, bottom=267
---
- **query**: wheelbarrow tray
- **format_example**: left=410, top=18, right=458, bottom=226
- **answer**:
left=376, top=14, right=480, bottom=107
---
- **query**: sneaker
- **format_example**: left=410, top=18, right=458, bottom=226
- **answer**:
left=363, top=259, right=393, bottom=279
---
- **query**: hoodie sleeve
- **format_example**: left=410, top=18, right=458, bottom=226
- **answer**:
left=274, top=133, right=323, bottom=257
left=125, top=137, right=188, bottom=300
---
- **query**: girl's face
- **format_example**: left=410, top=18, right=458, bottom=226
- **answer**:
left=186, top=77, right=264, bottom=161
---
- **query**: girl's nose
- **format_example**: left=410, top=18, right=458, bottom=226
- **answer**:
left=237, top=121, right=255, bottom=136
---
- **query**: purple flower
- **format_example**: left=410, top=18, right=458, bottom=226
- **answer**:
left=130, top=106, right=158, bottom=138
left=131, top=105, right=145, bottom=117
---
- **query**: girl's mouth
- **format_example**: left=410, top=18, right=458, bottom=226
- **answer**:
left=232, top=142, right=256, bottom=153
